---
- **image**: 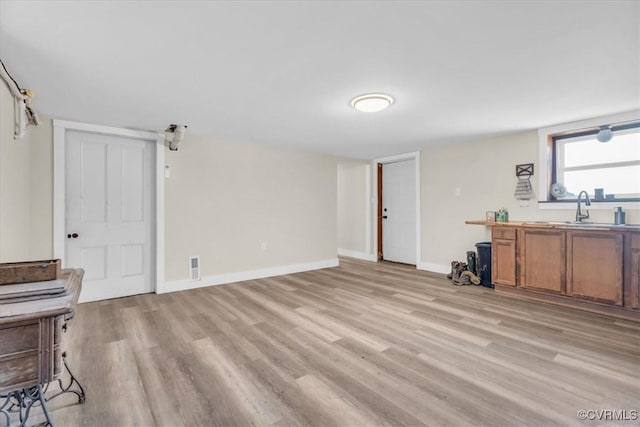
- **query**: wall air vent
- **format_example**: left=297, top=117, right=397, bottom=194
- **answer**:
left=189, top=256, right=201, bottom=281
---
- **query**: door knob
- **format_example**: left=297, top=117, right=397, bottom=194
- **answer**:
left=67, top=233, right=79, bottom=239
left=382, top=216, right=388, bottom=219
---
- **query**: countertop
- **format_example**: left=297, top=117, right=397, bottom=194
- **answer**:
left=465, top=220, right=640, bottom=232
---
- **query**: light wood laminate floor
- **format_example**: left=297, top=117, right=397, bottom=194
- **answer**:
left=33, top=257, right=640, bottom=426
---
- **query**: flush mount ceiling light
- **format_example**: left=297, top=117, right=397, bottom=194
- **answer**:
left=350, top=93, right=394, bottom=113
left=596, top=125, right=613, bottom=143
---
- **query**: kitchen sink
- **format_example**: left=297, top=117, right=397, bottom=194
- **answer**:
left=566, top=222, right=620, bottom=227
left=526, top=221, right=623, bottom=227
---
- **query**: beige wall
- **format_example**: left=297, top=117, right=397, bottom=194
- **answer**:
left=337, top=160, right=368, bottom=255
left=1, top=85, right=338, bottom=282
left=0, top=78, right=30, bottom=262
left=27, top=117, right=53, bottom=259
left=164, top=135, right=337, bottom=282
left=0, top=78, right=53, bottom=262
left=341, top=126, right=639, bottom=272
left=3, top=74, right=636, bottom=282
left=420, top=130, right=640, bottom=271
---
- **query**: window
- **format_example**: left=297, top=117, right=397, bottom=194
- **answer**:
left=550, top=121, right=640, bottom=201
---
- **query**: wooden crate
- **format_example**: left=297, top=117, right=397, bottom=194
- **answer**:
left=0, top=259, right=61, bottom=285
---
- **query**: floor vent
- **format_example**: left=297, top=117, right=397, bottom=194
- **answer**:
left=189, top=256, right=201, bottom=281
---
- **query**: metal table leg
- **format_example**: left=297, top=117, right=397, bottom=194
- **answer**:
left=46, top=352, right=86, bottom=404
left=0, top=384, right=54, bottom=427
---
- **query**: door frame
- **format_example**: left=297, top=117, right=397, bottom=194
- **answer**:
left=52, top=119, right=165, bottom=294
left=371, top=151, right=421, bottom=267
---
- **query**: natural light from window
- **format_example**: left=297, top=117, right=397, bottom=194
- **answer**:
left=555, top=126, right=640, bottom=199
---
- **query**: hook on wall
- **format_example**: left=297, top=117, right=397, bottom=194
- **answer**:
left=515, top=163, right=534, bottom=177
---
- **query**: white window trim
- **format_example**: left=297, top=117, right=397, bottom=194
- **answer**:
left=52, top=119, right=166, bottom=294
left=537, top=110, right=640, bottom=210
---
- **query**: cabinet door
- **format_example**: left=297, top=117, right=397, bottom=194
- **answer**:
left=628, top=234, right=640, bottom=310
left=492, top=238, right=517, bottom=286
left=519, top=229, right=566, bottom=294
left=567, top=232, right=623, bottom=305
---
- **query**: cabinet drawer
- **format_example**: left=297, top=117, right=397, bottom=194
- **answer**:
left=0, top=321, right=39, bottom=355
left=0, top=352, right=39, bottom=393
left=54, top=348, right=62, bottom=377
left=54, top=318, right=62, bottom=346
left=493, top=227, right=516, bottom=240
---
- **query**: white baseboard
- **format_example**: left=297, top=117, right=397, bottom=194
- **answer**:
left=160, top=258, right=339, bottom=294
left=337, top=248, right=377, bottom=262
left=417, top=261, right=450, bottom=275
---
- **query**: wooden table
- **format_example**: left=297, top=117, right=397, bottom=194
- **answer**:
left=0, top=269, right=85, bottom=426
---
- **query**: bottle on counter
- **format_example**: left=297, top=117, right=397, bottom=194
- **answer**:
left=614, top=207, right=625, bottom=225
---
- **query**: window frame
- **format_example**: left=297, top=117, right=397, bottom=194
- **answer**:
left=551, top=122, right=640, bottom=201
left=537, top=111, right=640, bottom=210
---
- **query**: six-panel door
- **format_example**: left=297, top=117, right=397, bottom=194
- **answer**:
left=65, top=130, right=154, bottom=302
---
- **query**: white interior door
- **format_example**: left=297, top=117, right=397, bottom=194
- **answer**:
left=382, top=159, right=416, bottom=264
left=65, top=130, right=154, bottom=302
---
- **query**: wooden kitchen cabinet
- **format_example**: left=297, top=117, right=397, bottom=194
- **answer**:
left=491, top=228, right=517, bottom=286
left=566, top=231, right=623, bottom=306
left=627, top=234, right=640, bottom=310
left=518, top=229, right=566, bottom=294
left=467, top=219, right=640, bottom=320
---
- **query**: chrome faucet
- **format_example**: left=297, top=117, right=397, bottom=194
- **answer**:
left=576, top=190, right=591, bottom=222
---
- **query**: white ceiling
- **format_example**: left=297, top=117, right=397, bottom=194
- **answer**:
left=1, top=1, right=638, bottom=159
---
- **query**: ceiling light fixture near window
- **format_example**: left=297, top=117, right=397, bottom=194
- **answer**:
left=596, top=125, right=613, bottom=143
left=350, top=93, right=394, bottom=113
